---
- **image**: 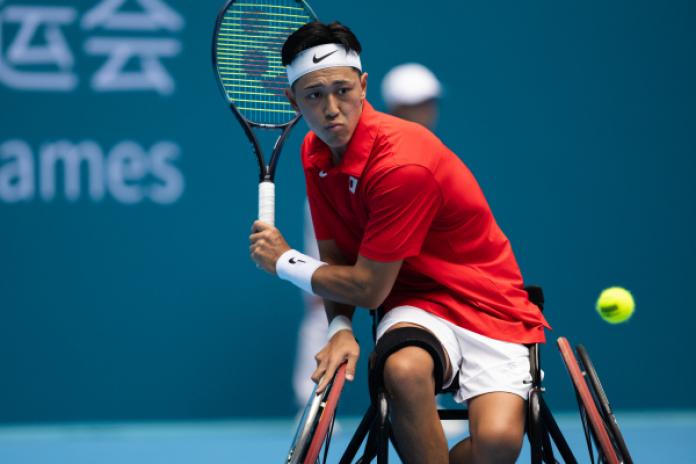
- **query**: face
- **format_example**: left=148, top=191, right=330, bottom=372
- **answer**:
left=286, top=67, right=367, bottom=157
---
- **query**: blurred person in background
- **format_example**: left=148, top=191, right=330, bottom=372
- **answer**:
left=381, top=63, right=441, bottom=130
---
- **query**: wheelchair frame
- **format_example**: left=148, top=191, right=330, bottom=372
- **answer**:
left=337, top=286, right=578, bottom=464
left=557, top=337, right=633, bottom=464
left=291, top=285, right=633, bottom=463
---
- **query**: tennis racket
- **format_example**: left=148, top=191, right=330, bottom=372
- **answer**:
left=212, top=0, right=318, bottom=225
left=287, top=363, right=347, bottom=464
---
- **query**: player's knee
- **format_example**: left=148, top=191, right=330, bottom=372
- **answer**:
left=471, top=421, right=524, bottom=462
left=382, top=347, right=434, bottom=399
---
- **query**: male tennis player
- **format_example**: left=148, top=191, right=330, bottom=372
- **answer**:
left=291, top=62, right=443, bottom=411
left=250, top=22, right=549, bottom=463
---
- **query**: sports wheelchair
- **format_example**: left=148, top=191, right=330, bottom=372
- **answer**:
left=287, top=286, right=632, bottom=464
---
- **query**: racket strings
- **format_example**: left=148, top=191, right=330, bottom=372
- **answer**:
left=215, top=0, right=315, bottom=125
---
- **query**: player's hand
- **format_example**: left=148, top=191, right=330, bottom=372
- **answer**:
left=312, top=330, right=359, bottom=394
left=249, top=220, right=290, bottom=273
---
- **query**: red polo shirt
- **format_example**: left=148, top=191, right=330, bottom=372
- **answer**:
left=302, top=101, right=549, bottom=343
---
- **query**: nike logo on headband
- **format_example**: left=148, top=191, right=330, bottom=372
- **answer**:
left=313, top=50, right=338, bottom=63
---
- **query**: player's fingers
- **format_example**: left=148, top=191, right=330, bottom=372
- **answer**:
left=249, top=231, right=268, bottom=243
left=251, top=247, right=265, bottom=260
left=345, top=355, right=357, bottom=382
left=316, top=368, right=334, bottom=394
left=311, top=350, right=327, bottom=383
left=250, top=243, right=269, bottom=260
left=252, top=220, right=272, bottom=233
left=316, top=358, right=341, bottom=393
left=311, top=363, right=326, bottom=385
left=249, top=247, right=262, bottom=265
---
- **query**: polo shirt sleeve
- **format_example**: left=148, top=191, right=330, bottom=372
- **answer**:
left=359, top=164, right=442, bottom=262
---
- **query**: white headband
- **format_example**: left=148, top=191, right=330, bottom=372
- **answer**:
left=286, top=43, right=362, bottom=86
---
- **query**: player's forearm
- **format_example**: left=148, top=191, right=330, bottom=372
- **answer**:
left=324, top=299, right=355, bottom=322
left=273, top=243, right=400, bottom=309
left=312, top=264, right=387, bottom=309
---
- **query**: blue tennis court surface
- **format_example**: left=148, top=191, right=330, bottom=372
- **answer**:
left=0, top=411, right=694, bottom=463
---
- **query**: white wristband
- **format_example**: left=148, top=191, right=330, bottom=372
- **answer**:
left=327, top=315, right=353, bottom=340
left=275, top=249, right=327, bottom=295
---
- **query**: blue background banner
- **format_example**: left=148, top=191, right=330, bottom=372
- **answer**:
left=1, top=0, right=694, bottom=423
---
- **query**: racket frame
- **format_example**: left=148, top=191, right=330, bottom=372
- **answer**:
left=211, top=0, right=318, bottom=224
left=286, top=363, right=347, bottom=464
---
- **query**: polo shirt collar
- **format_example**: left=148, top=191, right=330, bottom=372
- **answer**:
left=306, top=100, right=380, bottom=178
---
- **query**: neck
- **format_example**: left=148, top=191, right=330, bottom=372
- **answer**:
left=330, top=145, right=346, bottom=166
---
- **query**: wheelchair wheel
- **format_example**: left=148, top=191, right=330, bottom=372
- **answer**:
left=286, top=363, right=347, bottom=464
left=576, top=345, right=633, bottom=464
left=557, top=337, right=621, bottom=464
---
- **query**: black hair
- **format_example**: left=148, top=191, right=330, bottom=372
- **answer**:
left=281, top=21, right=362, bottom=66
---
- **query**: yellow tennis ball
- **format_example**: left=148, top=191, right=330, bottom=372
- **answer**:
left=596, top=287, right=635, bottom=324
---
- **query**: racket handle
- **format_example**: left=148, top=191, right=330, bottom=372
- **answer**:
left=258, top=181, right=275, bottom=226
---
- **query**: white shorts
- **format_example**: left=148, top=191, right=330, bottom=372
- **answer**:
left=376, top=306, right=533, bottom=403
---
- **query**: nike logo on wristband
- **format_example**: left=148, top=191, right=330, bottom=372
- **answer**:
left=312, top=50, right=337, bottom=63
left=289, top=257, right=306, bottom=264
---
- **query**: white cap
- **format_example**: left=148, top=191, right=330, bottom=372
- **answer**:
left=381, top=63, right=441, bottom=108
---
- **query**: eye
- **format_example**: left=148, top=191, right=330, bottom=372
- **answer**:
left=337, top=86, right=352, bottom=96
left=306, top=91, right=321, bottom=100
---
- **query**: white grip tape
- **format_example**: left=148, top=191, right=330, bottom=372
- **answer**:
left=258, top=181, right=275, bottom=226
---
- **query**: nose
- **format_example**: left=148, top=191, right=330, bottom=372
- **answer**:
left=324, top=94, right=339, bottom=120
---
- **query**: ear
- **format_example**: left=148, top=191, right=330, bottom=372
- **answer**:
left=285, top=87, right=300, bottom=112
left=360, top=72, right=368, bottom=100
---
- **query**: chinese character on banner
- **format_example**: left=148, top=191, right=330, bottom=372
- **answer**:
left=0, top=5, right=78, bottom=90
left=82, top=0, right=184, bottom=95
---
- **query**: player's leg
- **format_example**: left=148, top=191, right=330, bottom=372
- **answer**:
left=444, top=321, right=532, bottom=463
left=448, top=392, right=526, bottom=463
left=373, top=306, right=462, bottom=463
left=382, top=331, right=449, bottom=464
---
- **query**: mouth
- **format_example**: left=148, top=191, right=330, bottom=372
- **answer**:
left=324, top=123, right=343, bottom=132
